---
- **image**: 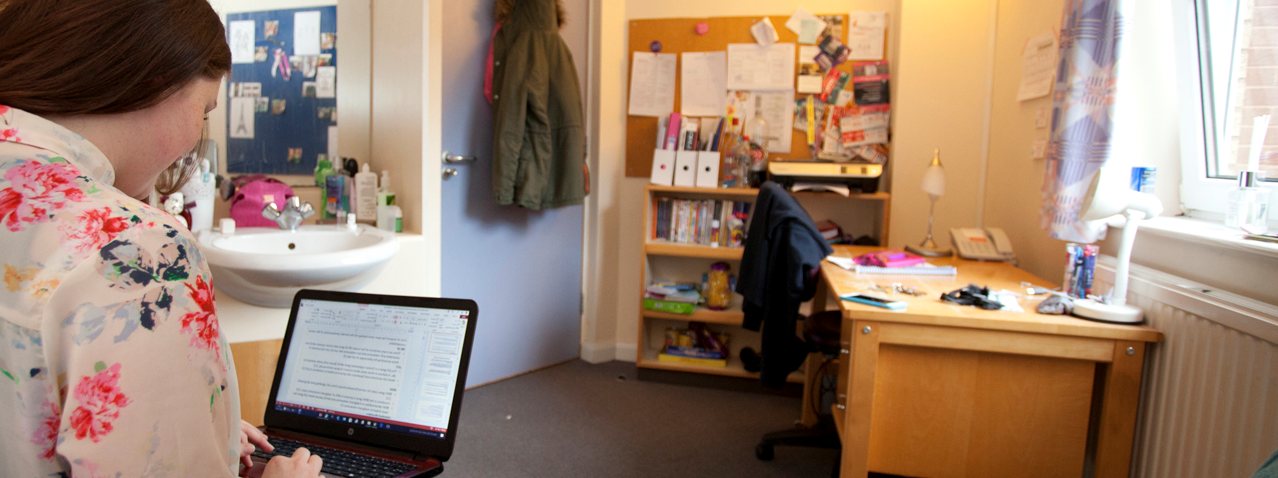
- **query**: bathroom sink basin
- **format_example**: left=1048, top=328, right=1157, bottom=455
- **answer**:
left=199, top=225, right=399, bottom=308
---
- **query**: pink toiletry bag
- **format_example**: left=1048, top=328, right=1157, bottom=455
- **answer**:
left=228, top=176, right=295, bottom=227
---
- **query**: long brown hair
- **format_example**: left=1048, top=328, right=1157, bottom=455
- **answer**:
left=0, top=0, right=230, bottom=115
left=0, top=0, right=230, bottom=195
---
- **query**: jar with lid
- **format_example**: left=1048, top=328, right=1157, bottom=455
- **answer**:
left=705, top=262, right=732, bottom=310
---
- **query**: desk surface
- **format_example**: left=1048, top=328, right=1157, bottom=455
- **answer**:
left=822, top=246, right=1161, bottom=343
left=823, top=246, right=1160, bottom=478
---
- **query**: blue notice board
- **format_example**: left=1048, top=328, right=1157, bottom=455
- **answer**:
left=226, top=6, right=337, bottom=175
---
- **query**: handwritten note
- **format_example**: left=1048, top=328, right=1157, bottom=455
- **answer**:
left=294, top=11, right=322, bottom=56
left=229, top=20, right=255, bottom=64
left=727, top=43, right=795, bottom=91
left=628, top=53, right=677, bottom=117
left=1018, top=32, right=1058, bottom=101
left=680, top=52, right=727, bottom=117
left=315, top=66, right=336, bottom=98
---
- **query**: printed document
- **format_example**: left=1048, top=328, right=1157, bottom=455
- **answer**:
left=727, top=43, right=795, bottom=91
left=628, top=53, right=677, bottom=117
left=680, top=52, right=727, bottom=117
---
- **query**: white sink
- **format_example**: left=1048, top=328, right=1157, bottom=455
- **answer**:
left=199, top=225, right=400, bottom=308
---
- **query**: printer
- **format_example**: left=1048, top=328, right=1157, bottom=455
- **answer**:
left=767, top=160, right=884, bottom=193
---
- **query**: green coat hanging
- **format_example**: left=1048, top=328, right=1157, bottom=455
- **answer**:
left=490, top=0, right=589, bottom=210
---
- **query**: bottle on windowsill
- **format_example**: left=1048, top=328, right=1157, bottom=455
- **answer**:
left=1226, top=170, right=1270, bottom=234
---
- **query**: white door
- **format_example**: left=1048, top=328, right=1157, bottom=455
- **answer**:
left=432, top=0, right=590, bottom=386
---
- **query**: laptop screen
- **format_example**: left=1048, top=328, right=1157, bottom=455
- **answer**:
left=271, top=297, right=471, bottom=440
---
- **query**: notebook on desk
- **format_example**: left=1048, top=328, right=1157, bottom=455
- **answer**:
left=247, top=289, right=478, bottom=478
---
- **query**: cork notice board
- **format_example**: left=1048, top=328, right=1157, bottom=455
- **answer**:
left=625, top=14, right=875, bottom=178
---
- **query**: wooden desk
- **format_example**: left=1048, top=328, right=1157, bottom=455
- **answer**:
left=816, top=246, right=1161, bottom=478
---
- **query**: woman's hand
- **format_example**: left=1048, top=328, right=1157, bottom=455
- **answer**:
left=239, top=420, right=274, bottom=471
left=260, top=447, right=324, bottom=478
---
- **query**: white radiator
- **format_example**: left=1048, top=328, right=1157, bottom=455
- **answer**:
left=1093, top=258, right=1278, bottom=478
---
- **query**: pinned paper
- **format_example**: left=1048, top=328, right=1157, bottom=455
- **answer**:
left=263, top=20, right=279, bottom=40
left=321, top=32, right=336, bottom=50
left=254, top=46, right=268, bottom=62
left=231, top=82, right=261, bottom=97
left=229, top=20, right=255, bottom=64
left=1017, top=32, right=1058, bottom=101
left=271, top=99, right=287, bottom=115
left=229, top=97, right=255, bottom=139
left=680, top=52, right=727, bottom=117
left=848, top=12, right=887, bottom=60
left=287, top=147, right=303, bottom=163
left=316, top=66, right=336, bottom=98
left=271, top=48, right=291, bottom=80
left=294, top=11, right=322, bottom=55
left=798, top=44, right=823, bottom=92
left=254, top=97, right=269, bottom=113
left=785, top=9, right=828, bottom=45
left=815, top=35, right=850, bottom=70
left=751, top=17, right=779, bottom=46
left=302, top=81, right=317, bottom=98
left=727, top=43, right=795, bottom=91
left=628, top=53, right=676, bottom=117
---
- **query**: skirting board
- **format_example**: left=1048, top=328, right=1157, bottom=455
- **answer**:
left=581, top=341, right=631, bottom=364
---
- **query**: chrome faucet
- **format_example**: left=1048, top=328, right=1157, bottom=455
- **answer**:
left=262, top=196, right=314, bottom=231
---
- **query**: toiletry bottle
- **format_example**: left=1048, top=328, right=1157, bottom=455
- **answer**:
left=377, top=170, right=395, bottom=206
left=180, top=158, right=215, bottom=233
left=314, top=155, right=334, bottom=219
left=354, top=163, right=378, bottom=224
left=1227, top=170, right=1271, bottom=233
left=325, top=173, right=348, bottom=221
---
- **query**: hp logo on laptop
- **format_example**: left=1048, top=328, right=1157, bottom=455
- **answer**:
left=347, top=428, right=354, bottom=436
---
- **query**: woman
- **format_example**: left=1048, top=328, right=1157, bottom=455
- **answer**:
left=0, top=1, right=320, bottom=476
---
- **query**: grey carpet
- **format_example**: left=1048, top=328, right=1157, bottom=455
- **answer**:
left=445, top=360, right=838, bottom=477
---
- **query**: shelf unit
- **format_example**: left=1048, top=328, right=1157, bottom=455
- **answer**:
left=636, top=184, right=891, bottom=383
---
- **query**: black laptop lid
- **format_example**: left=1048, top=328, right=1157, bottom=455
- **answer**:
left=262, top=289, right=478, bottom=462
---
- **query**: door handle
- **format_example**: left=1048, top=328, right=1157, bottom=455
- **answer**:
left=442, top=151, right=477, bottom=164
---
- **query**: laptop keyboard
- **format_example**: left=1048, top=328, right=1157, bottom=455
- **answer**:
left=252, top=436, right=418, bottom=478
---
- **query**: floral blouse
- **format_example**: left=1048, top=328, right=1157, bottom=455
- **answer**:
left=0, top=105, right=241, bottom=477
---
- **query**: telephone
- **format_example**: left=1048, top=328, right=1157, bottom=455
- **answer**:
left=950, top=227, right=1015, bottom=261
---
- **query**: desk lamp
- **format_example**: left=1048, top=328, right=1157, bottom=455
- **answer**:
left=1073, top=164, right=1163, bottom=324
left=906, top=148, right=952, bottom=257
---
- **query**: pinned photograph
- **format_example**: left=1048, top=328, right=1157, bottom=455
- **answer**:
left=231, top=82, right=261, bottom=98
left=321, top=32, right=336, bottom=50
left=287, top=147, right=303, bottom=163
left=289, top=55, right=304, bottom=71
left=271, top=98, right=287, bottom=115
left=316, top=53, right=333, bottom=66
left=255, top=97, right=269, bottom=113
left=317, top=106, right=335, bottom=120
left=302, top=81, right=317, bottom=98
left=254, top=45, right=268, bottom=62
left=264, top=20, right=279, bottom=40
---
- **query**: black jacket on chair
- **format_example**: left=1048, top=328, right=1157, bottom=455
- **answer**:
left=736, top=182, right=833, bottom=388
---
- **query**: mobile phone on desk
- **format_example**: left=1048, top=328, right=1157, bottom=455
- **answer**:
left=841, top=293, right=907, bottom=310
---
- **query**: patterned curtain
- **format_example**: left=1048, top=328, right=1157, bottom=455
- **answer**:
left=1041, top=0, right=1124, bottom=243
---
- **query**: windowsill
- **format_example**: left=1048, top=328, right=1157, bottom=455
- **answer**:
left=1102, top=215, right=1278, bottom=306
left=1137, top=216, right=1278, bottom=259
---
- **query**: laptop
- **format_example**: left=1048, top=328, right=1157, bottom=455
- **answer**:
left=247, top=289, right=478, bottom=478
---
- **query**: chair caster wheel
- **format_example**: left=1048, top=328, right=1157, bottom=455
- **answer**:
left=755, top=443, right=774, bottom=461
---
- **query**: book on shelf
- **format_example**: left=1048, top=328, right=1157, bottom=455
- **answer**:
left=643, top=297, right=697, bottom=314
left=650, top=197, right=752, bottom=248
left=657, top=348, right=728, bottom=367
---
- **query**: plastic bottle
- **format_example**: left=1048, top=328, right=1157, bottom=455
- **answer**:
left=314, top=155, right=335, bottom=219
left=354, top=163, right=378, bottom=224
left=180, top=158, right=215, bottom=233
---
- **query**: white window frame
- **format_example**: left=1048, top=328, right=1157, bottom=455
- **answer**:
left=1176, top=0, right=1278, bottom=222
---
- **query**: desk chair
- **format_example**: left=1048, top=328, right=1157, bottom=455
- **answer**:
left=733, top=182, right=840, bottom=473
left=752, top=309, right=843, bottom=471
